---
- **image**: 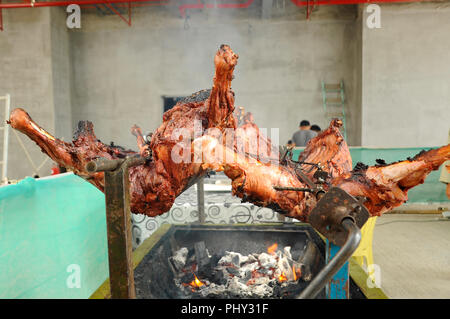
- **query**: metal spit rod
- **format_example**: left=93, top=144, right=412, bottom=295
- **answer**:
left=297, top=218, right=361, bottom=299
left=86, top=156, right=146, bottom=173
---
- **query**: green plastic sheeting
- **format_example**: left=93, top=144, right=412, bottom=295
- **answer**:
left=0, top=173, right=109, bottom=299
left=292, top=147, right=448, bottom=203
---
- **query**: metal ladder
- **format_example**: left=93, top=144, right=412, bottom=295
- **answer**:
left=321, top=81, right=347, bottom=140
left=0, top=94, right=10, bottom=184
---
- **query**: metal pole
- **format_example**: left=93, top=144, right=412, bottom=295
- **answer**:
left=297, top=218, right=361, bottom=299
left=86, top=156, right=146, bottom=299
left=1, top=94, right=10, bottom=184
left=326, top=239, right=350, bottom=299
left=103, top=164, right=135, bottom=299
left=197, top=177, right=205, bottom=223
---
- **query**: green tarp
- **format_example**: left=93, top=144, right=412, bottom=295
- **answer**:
left=292, top=147, right=448, bottom=202
left=0, top=173, right=108, bottom=298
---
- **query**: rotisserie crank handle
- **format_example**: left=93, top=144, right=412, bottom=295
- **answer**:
left=297, top=218, right=361, bottom=299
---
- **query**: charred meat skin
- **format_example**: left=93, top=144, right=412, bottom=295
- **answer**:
left=8, top=45, right=450, bottom=221
left=332, top=144, right=450, bottom=216
left=9, top=45, right=239, bottom=217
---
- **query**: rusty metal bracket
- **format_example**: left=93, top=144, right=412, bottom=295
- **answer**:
left=298, top=218, right=361, bottom=299
left=308, top=187, right=369, bottom=247
left=86, top=155, right=146, bottom=299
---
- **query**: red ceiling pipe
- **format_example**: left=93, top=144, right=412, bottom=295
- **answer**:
left=291, top=0, right=437, bottom=6
left=179, top=0, right=254, bottom=18
left=82, top=1, right=168, bottom=8
left=0, top=0, right=438, bottom=9
left=0, top=0, right=165, bottom=9
left=103, top=2, right=131, bottom=25
left=178, top=0, right=203, bottom=18
left=217, top=0, right=254, bottom=9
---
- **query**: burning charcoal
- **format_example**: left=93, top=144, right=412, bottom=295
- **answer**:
left=240, top=261, right=259, bottom=273
left=237, top=262, right=259, bottom=283
left=273, top=268, right=281, bottom=278
left=211, top=268, right=228, bottom=285
left=180, top=272, right=195, bottom=285
left=283, top=246, right=293, bottom=260
left=230, top=252, right=248, bottom=267
left=258, top=267, right=273, bottom=276
left=291, top=261, right=303, bottom=281
left=209, top=254, right=221, bottom=266
left=218, top=253, right=232, bottom=266
left=218, top=251, right=247, bottom=267
left=277, top=256, right=295, bottom=281
left=251, top=284, right=273, bottom=298
left=248, top=276, right=271, bottom=286
left=231, top=254, right=241, bottom=267
left=174, top=247, right=310, bottom=299
left=186, top=249, right=196, bottom=264
left=275, top=280, right=307, bottom=298
left=194, top=242, right=211, bottom=271
left=226, top=266, right=240, bottom=277
left=240, top=270, right=252, bottom=283
left=228, top=277, right=250, bottom=297
left=258, top=253, right=277, bottom=269
left=246, top=255, right=258, bottom=264
left=198, top=283, right=227, bottom=298
left=169, top=247, right=188, bottom=272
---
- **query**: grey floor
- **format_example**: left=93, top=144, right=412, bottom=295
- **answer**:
left=373, top=213, right=450, bottom=299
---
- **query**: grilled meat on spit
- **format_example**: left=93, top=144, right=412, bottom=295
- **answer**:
left=8, top=45, right=450, bottom=221
left=8, top=44, right=238, bottom=216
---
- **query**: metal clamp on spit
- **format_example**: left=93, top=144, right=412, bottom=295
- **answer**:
left=274, top=151, right=370, bottom=298
left=275, top=148, right=329, bottom=200
left=297, top=187, right=370, bottom=299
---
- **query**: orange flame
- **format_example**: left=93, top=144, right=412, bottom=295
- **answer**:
left=278, top=272, right=287, bottom=282
left=267, top=243, right=278, bottom=255
left=183, top=273, right=205, bottom=290
left=293, top=265, right=297, bottom=281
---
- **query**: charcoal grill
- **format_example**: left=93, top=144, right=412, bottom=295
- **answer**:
left=86, top=157, right=380, bottom=300
left=135, top=224, right=325, bottom=298
left=91, top=223, right=369, bottom=299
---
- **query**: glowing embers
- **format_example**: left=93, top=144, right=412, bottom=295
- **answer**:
left=172, top=242, right=305, bottom=298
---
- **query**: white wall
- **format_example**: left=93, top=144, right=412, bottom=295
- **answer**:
left=361, top=3, right=450, bottom=147
left=70, top=5, right=359, bottom=150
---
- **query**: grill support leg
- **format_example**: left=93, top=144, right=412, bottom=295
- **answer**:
left=297, top=218, right=361, bottom=299
left=326, top=240, right=350, bottom=299
left=86, top=156, right=147, bottom=299
left=104, top=165, right=136, bottom=299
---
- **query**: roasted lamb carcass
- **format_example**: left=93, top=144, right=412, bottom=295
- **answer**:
left=8, top=44, right=238, bottom=216
left=198, top=116, right=449, bottom=220
left=8, top=45, right=450, bottom=222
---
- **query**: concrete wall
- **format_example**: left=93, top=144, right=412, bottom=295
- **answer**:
left=0, top=7, right=72, bottom=180
left=50, top=8, right=73, bottom=141
left=1, top=8, right=54, bottom=180
left=360, top=3, right=450, bottom=147
left=70, top=4, right=359, bottom=150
